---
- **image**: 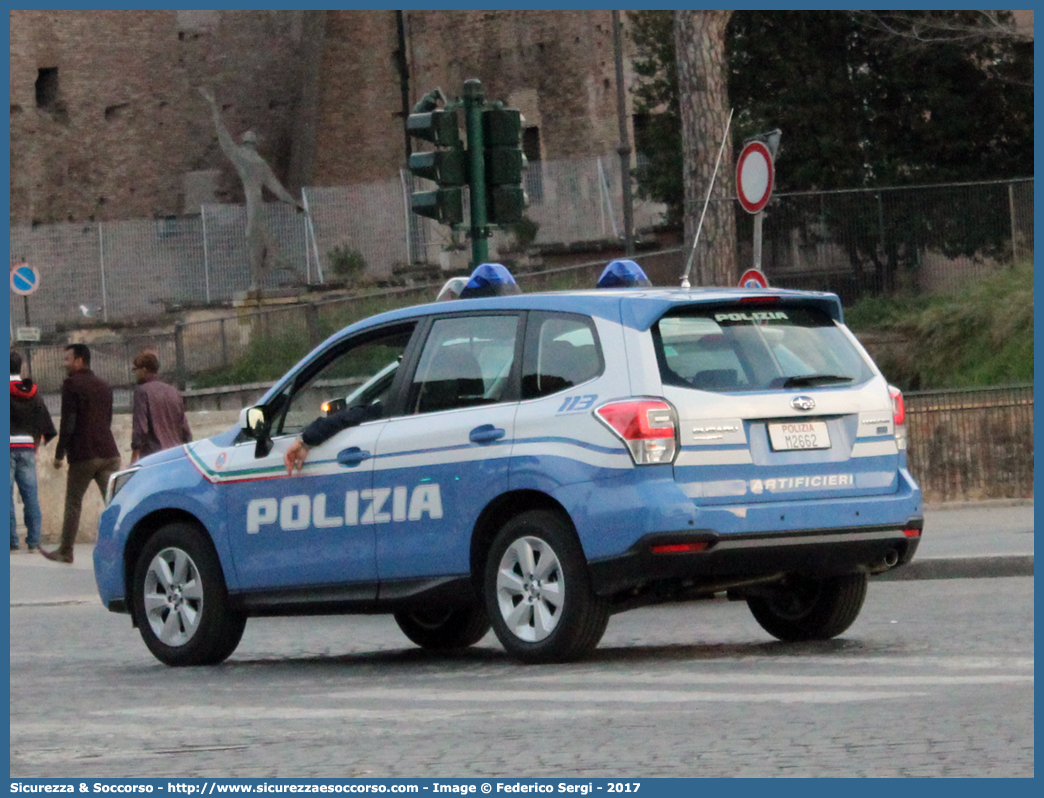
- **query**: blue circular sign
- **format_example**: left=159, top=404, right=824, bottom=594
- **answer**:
left=10, top=264, right=40, bottom=296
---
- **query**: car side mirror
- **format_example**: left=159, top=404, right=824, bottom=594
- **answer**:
left=321, top=397, right=346, bottom=417
left=242, top=405, right=274, bottom=458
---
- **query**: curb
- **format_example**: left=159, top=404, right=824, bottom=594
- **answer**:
left=923, top=498, right=1034, bottom=511
left=874, top=554, right=1034, bottom=581
left=10, top=597, right=101, bottom=607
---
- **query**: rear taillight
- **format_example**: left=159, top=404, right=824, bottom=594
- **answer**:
left=889, top=385, right=907, bottom=450
left=595, top=399, right=678, bottom=465
left=889, top=385, right=906, bottom=426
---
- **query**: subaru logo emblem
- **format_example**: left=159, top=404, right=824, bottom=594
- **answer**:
left=791, top=395, right=816, bottom=411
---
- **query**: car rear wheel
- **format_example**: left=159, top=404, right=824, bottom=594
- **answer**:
left=131, top=522, right=246, bottom=666
left=747, top=572, right=868, bottom=642
left=393, top=604, right=491, bottom=650
left=484, top=510, right=609, bottom=664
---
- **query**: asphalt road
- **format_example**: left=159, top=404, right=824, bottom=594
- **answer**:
left=8, top=500, right=1035, bottom=779
left=918, top=502, right=1034, bottom=558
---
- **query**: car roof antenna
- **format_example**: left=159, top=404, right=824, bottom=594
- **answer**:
left=680, top=107, right=734, bottom=289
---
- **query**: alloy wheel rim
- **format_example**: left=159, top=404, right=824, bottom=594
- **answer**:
left=496, top=535, right=564, bottom=642
left=143, top=547, right=203, bottom=646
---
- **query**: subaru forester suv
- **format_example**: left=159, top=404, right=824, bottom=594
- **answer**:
left=95, top=266, right=922, bottom=665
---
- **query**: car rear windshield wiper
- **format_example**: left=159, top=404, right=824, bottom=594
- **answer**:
left=780, top=374, right=854, bottom=388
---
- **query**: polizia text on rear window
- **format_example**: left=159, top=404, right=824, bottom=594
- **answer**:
left=653, top=304, right=874, bottom=393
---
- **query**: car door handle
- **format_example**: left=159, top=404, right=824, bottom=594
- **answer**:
left=469, top=424, right=506, bottom=444
left=337, top=447, right=371, bottom=467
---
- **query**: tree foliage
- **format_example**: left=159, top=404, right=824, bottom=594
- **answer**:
left=629, top=10, right=1033, bottom=291
left=852, top=10, right=1032, bottom=48
left=629, top=11, right=682, bottom=227
left=727, top=11, right=1033, bottom=191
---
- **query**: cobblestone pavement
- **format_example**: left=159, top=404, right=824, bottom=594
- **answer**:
left=10, top=577, right=1033, bottom=778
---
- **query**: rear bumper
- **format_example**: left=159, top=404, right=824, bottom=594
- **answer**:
left=588, top=518, right=922, bottom=598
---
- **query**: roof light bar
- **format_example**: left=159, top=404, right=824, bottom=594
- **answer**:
left=597, top=259, right=651, bottom=289
left=459, top=263, right=521, bottom=298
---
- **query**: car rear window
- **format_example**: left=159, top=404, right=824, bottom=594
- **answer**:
left=653, top=304, right=874, bottom=393
left=522, top=312, right=604, bottom=399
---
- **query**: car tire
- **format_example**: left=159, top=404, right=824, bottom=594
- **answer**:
left=393, top=604, right=491, bottom=650
left=131, top=522, right=246, bottom=667
left=484, top=509, right=609, bottom=664
left=747, top=572, right=868, bottom=642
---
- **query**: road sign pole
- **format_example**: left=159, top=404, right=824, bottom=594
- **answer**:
left=753, top=211, right=763, bottom=272
left=737, top=131, right=781, bottom=280
left=463, top=79, right=489, bottom=267
left=23, top=295, right=32, bottom=378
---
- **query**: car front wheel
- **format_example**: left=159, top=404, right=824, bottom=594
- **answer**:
left=484, top=509, right=609, bottom=664
left=747, top=572, right=868, bottom=642
left=131, top=522, right=246, bottom=666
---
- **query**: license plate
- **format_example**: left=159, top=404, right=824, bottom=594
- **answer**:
left=768, top=421, right=831, bottom=451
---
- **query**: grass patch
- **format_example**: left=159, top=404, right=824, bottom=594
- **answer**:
left=192, top=328, right=315, bottom=389
left=190, top=287, right=434, bottom=389
left=845, top=261, right=1034, bottom=391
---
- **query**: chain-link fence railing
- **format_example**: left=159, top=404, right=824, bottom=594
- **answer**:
left=11, top=170, right=1031, bottom=334
left=905, top=384, right=1034, bottom=503
left=745, top=178, right=1033, bottom=303
left=10, top=154, right=669, bottom=335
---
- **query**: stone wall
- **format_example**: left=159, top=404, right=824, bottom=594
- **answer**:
left=11, top=10, right=309, bottom=225
left=11, top=10, right=636, bottom=225
left=305, top=10, right=635, bottom=185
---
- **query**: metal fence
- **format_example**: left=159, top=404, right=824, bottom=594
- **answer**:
left=745, top=178, right=1034, bottom=303
left=9, top=154, right=665, bottom=334
left=13, top=160, right=1030, bottom=336
left=905, top=384, right=1034, bottom=503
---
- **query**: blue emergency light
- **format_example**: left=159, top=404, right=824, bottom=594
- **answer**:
left=596, top=259, right=651, bottom=288
left=459, top=263, right=521, bottom=298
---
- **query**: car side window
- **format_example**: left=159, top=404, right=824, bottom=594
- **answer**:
left=273, top=324, right=416, bottom=437
left=522, top=312, right=603, bottom=399
left=408, top=315, right=521, bottom=414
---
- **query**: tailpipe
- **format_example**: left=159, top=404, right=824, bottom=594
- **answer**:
left=868, top=548, right=901, bottom=573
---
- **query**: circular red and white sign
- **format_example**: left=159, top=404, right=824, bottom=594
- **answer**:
left=736, top=141, right=774, bottom=214
left=738, top=268, right=769, bottom=289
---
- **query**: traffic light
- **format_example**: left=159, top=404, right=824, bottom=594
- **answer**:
left=407, top=108, right=465, bottom=226
left=482, top=107, right=527, bottom=226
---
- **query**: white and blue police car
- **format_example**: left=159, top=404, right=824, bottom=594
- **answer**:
left=95, top=261, right=922, bottom=665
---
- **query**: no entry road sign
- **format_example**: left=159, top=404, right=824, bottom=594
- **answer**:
left=736, top=141, right=774, bottom=214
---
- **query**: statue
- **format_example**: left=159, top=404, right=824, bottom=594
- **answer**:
left=198, top=87, right=305, bottom=293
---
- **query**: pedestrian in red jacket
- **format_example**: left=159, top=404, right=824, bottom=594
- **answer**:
left=10, top=350, right=56, bottom=552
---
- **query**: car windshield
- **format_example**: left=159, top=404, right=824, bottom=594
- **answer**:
left=653, top=304, right=874, bottom=393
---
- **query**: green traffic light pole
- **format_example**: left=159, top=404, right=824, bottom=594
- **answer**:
left=462, top=78, right=489, bottom=266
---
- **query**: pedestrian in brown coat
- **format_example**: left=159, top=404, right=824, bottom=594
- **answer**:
left=43, top=344, right=121, bottom=564
left=130, top=349, right=192, bottom=464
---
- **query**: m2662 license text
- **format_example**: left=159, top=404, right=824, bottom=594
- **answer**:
left=768, top=420, right=830, bottom=451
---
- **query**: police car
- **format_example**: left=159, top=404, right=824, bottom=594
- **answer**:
left=95, top=261, right=922, bottom=666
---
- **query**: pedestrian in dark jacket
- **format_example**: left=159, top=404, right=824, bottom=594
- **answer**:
left=130, top=349, right=191, bottom=463
left=43, top=343, right=121, bottom=564
left=10, top=350, right=57, bottom=552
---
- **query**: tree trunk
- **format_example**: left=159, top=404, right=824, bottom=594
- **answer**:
left=674, top=10, right=737, bottom=287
